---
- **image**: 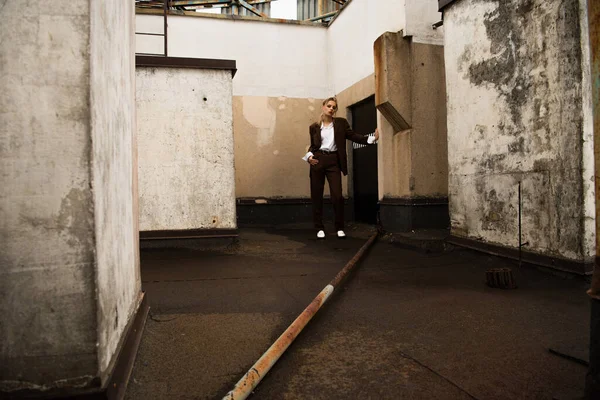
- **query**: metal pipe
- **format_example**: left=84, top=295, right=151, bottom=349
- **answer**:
left=518, top=181, right=522, bottom=267
left=222, top=231, right=379, bottom=400
left=163, top=0, right=168, bottom=57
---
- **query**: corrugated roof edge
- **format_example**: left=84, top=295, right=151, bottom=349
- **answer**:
left=136, top=7, right=327, bottom=27
left=438, top=0, right=458, bottom=12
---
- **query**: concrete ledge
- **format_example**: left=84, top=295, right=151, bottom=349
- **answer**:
left=103, top=294, right=149, bottom=400
left=448, top=235, right=594, bottom=276
left=136, top=55, right=237, bottom=77
left=379, top=197, right=449, bottom=232
left=236, top=197, right=354, bottom=227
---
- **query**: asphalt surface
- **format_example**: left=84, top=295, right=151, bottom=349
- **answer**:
left=125, top=225, right=591, bottom=400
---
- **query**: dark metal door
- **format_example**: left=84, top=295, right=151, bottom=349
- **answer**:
left=351, top=96, right=378, bottom=224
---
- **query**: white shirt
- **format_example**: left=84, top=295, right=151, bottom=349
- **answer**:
left=302, top=122, right=377, bottom=162
left=319, top=122, right=337, bottom=152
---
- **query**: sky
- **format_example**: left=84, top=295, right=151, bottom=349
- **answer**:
left=198, top=0, right=298, bottom=20
left=270, top=0, right=298, bottom=20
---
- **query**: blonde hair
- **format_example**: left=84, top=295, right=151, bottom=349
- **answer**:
left=318, top=97, right=338, bottom=124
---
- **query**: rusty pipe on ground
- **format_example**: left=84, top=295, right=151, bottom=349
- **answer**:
left=222, top=231, right=379, bottom=400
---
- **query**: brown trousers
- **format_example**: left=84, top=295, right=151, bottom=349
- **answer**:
left=310, top=152, right=344, bottom=231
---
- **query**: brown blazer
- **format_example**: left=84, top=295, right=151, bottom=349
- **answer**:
left=309, top=117, right=370, bottom=176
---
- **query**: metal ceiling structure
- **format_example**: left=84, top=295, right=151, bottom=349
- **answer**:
left=135, top=0, right=349, bottom=21
left=297, top=0, right=347, bottom=22
left=135, top=0, right=274, bottom=18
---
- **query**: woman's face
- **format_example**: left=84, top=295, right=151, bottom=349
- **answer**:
left=322, top=100, right=338, bottom=117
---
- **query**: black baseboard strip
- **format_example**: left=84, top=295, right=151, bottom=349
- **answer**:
left=378, top=198, right=450, bottom=232
left=140, top=229, right=238, bottom=240
left=236, top=198, right=354, bottom=227
left=448, top=235, right=593, bottom=275
left=104, top=294, right=149, bottom=400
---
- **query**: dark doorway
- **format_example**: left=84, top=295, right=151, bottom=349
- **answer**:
left=351, top=96, right=378, bottom=224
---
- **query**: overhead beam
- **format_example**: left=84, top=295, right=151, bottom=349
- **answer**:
left=236, top=0, right=268, bottom=17
left=170, top=0, right=230, bottom=6
left=306, top=10, right=337, bottom=21
left=169, top=0, right=273, bottom=6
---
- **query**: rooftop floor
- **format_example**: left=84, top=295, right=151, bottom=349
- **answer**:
left=126, top=224, right=590, bottom=399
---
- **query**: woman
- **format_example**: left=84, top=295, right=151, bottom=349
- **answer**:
left=302, top=97, right=379, bottom=239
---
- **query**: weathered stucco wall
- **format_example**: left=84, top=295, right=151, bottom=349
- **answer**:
left=444, top=0, right=595, bottom=262
left=137, top=67, right=236, bottom=231
left=0, top=1, right=99, bottom=389
left=90, top=0, right=141, bottom=380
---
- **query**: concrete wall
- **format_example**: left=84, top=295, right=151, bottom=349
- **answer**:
left=0, top=0, right=98, bottom=389
left=373, top=31, right=449, bottom=231
left=404, top=0, right=444, bottom=45
left=327, top=0, right=443, bottom=94
left=137, top=67, right=236, bottom=231
left=135, top=0, right=445, bottom=205
left=326, top=0, right=405, bottom=94
left=409, top=42, right=448, bottom=198
left=135, top=12, right=329, bottom=200
left=1, top=1, right=140, bottom=393
left=136, top=13, right=329, bottom=98
left=443, top=0, right=595, bottom=262
left=234, top=96, right=322, bottom=198
left=90, top=0, right=141, bottom=379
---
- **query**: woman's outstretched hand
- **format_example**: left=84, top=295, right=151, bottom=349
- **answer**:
left=374, top=128, right=379, bottom=141
left=309, top=156, right=319, bottom=165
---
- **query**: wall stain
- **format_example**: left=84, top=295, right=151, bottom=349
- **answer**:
left=507, top=137, right=525, bottom=154
left=57, top=188, right=95, bottom=252
left=482, top=189, right=510, bottom=233
left=454, top=0, right=586, bottom=258
left=479, top=154, right=506, bottom=172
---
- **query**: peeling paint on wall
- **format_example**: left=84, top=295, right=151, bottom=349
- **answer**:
left=234, top=96, right=322, bottom=198
left=241, top=97, right=277, bottom=148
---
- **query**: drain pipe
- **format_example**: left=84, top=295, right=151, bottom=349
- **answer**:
left=222, top=231, right=379, bottom=400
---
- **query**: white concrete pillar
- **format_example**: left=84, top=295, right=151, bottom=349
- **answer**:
left=0, top=0, right=141, bottom=396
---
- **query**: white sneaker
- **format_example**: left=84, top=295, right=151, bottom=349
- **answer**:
left=337, top=230, right=346, bottom=238
left=317, top=230, right=325, bottom=239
